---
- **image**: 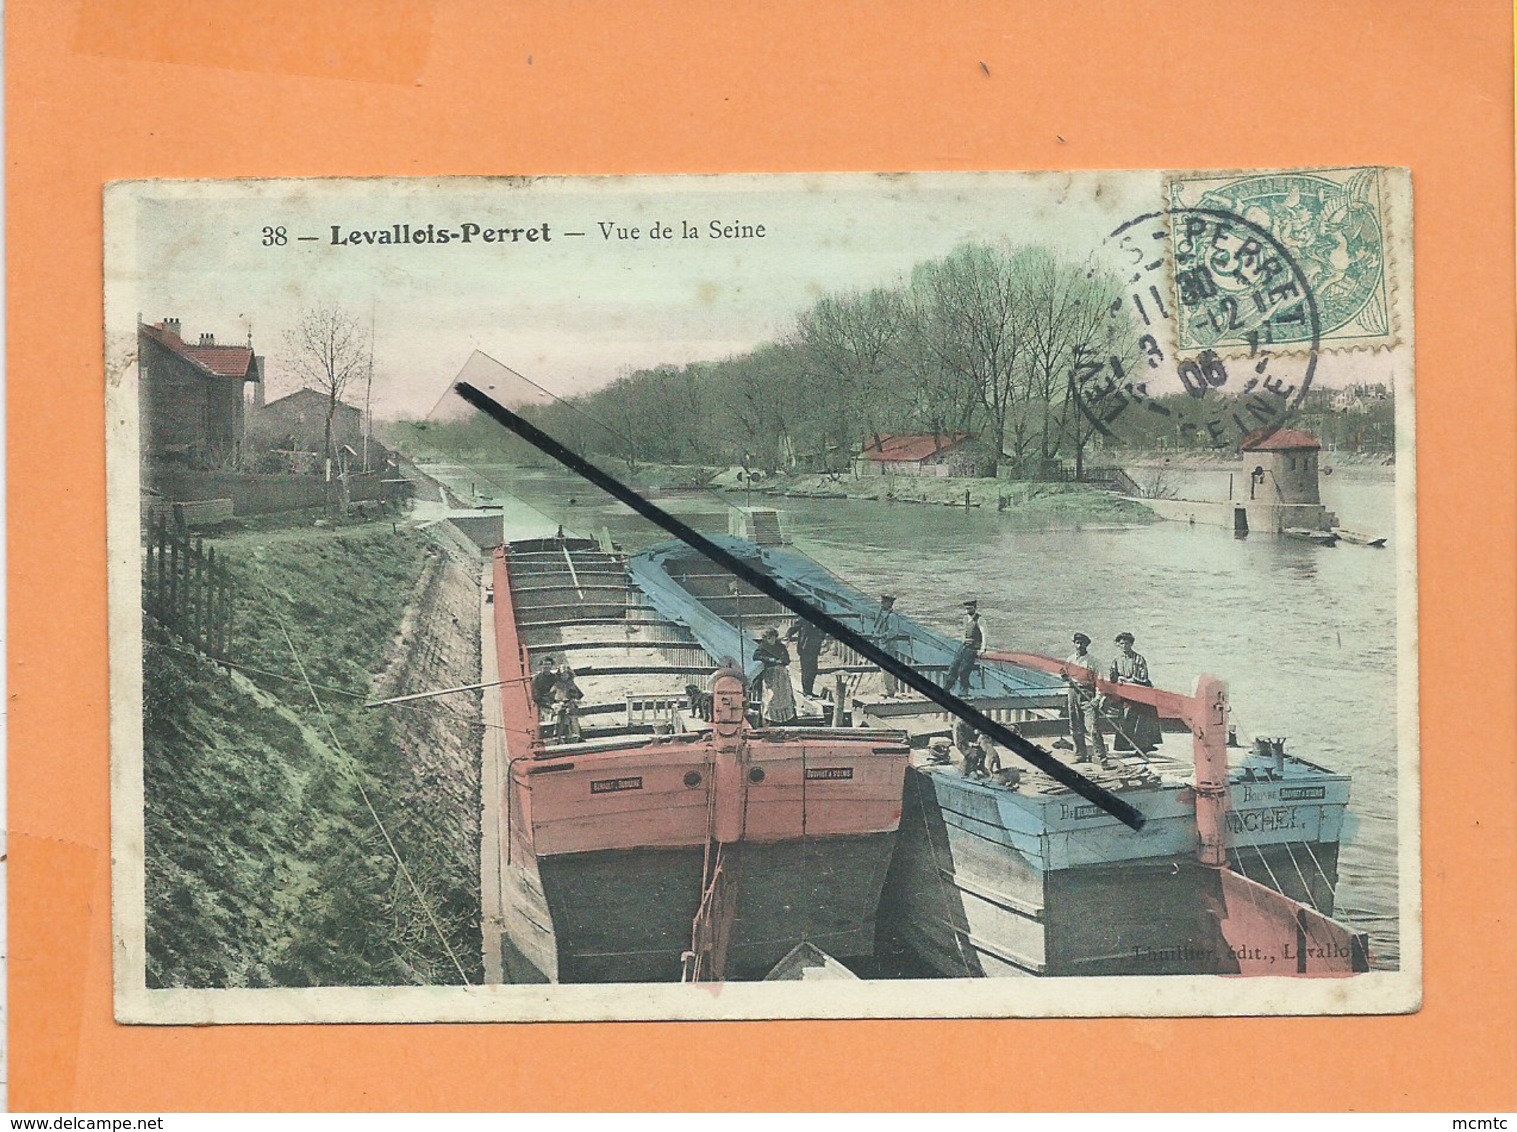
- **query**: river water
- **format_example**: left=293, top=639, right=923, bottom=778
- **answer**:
left=432, top=460, right=1406, bottom=969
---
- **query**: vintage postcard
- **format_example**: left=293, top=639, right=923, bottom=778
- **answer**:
left=105, top=170, right=1419, bottom=1023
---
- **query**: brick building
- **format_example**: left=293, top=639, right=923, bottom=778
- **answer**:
left=247, top=387, right=365, bottom=459
left=139, top=318, right=262, bottom=462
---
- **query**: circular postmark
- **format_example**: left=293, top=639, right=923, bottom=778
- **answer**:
left=1074, top=205, right=1320, bottom=450
left=1175, top=171, right=1385, bottom=342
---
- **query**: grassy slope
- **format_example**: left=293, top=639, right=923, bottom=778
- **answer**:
left=142, top=523, right=483, bottom=988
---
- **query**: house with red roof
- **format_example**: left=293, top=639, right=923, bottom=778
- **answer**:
left=852, top=433, right=973, bottom=477
left=139, top=318, right=263, bottom=462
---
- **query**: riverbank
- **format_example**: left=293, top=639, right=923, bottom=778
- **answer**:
left=1114, top=449, right=1395, bottom=472
left=143, top=520, right=484, bottom=988
left=713, top=470, right=1159, bottom=528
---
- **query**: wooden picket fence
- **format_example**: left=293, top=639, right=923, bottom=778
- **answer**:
left=143, top=515, right=234, bottom=660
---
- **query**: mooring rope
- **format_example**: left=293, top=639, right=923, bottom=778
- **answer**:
left=1281, top=840, right=1320, bottom=912
left=1248, top=842, right=1287, bottom=899
left=1301, top=837, right=1336, bottom=898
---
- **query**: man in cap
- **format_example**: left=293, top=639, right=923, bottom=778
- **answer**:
left=753, top=626, right=797, bottom=724
left=944, top=599, right=987, bottom=696
left=784, top=616, right=827, bottom=698
left=531, top=654, right=562, bottom=709
left=870, top=593, right=905, bottom=695
left=1109, top=631, right=1161, bottom=753
left=1063, top=632, right=1108, bottom=764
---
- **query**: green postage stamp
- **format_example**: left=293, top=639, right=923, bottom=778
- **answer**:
left=1166, top=168, right=1396, bottom=353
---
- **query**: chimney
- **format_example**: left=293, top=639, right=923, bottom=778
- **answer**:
left=199, top=332, right=215, bottom=346
left=163, top=317, right=182, bottom=340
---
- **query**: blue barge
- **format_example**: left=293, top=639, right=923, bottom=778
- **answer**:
left=628, top=536, right=1364, bottom=978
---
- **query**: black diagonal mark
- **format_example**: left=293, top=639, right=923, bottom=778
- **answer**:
left=456, top=381, right=1146, bottom=831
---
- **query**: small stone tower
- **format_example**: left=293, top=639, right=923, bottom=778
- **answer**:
left=1239, top=428, right=1335, bottom=532
left=1241, top=428, right=1323, bottom=505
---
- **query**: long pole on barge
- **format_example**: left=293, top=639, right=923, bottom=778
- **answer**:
left=456, top=381, right=1146, bottom=831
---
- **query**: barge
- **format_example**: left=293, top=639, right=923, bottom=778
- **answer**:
left=491, top=536, right=911, bottom=984
left=452, top=314, right=1374, bottom=990
left=629, top=536, right=1370, bottom=979
left=879, top=674, right=1360, bottom=978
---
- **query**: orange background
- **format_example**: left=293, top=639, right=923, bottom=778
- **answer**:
left=8, top=0, right=1516, bottom=1112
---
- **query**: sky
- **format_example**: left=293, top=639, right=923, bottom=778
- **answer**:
left=105, top=172, right=1400, bottom=421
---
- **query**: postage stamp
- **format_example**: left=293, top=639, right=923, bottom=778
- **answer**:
left=1165, top=168, right=1397, bottom=353
left=105, top=170, right=1418, bottom=1024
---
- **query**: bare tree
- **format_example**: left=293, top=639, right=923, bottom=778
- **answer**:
left=794, top=289, right=904, bottom=468
left=904, top=243, right=1031, bottom=477
left=1054, top=266, right=1140, bottom=480
left=727, top=345, right=799, bottom=471
left=1015, top=249, right=1089, bottom=463
left=287, top=303, right=370, bottom=477
left=1139, top=464, right=1182, bottom=499
left=886, top=294, right=980, bottom=441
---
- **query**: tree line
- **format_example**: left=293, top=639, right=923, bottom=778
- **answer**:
left=405, top=242, right=1144, bottom=478
left=393, top=239, right=1397, bottom=475
left=1096, top=387, right=1396, bottom=455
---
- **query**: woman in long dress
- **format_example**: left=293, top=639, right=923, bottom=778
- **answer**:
left=753, top=627, right=797, bottom=724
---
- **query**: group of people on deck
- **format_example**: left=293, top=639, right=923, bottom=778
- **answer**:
left=530, top=592, right=1162, bottom=758
left=749, top=591, right=908, bottom=725
left=943, top=599, right=1162, bottom=765
left=1062, top=629, right=1163, bottom=764
left=531, top=654, right=584, bottom=742
left=748, top=593, right=1164, bottom=764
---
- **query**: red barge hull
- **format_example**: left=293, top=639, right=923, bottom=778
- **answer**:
left=491, top=540, right=909, bottom=983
